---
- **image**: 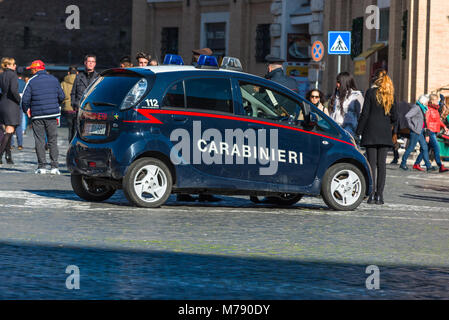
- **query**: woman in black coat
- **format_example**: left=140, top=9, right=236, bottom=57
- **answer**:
left=356, top=69, right=397, bottom=205
left=0, top=57, right=21, bottom=162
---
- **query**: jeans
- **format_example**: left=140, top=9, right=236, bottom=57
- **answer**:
left=12, top=113, right=27, bottom=147
left=415, top=131, right=442, bottom=167
left=401, top=131, right=432, bottom=168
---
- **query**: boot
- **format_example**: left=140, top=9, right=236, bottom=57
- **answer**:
left=367, top=193, right=377, bottom=204
left=5, top=149, right=13, bottom=164
left=375, top=194, right=384, bottom=205
left=5, top=138, right=13, bottom=164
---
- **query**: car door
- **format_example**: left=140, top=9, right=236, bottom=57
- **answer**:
left=233, top=79, right=322, bottom=189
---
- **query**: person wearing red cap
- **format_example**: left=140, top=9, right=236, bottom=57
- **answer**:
left=21, top=59, right=65, bottom=175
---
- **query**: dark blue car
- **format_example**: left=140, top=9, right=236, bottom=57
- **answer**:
left=67, top=57, right=372, bottom=211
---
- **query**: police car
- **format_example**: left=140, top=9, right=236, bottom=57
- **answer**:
left=67, top=54, right=373, bottom=211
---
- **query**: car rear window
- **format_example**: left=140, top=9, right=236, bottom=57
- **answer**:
left=80, top=73, right=143, bottom=109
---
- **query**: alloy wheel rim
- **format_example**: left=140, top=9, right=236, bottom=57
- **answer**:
left=133, top=165, right=168, bottom=203
left=330, top=169, right=362, bottom=207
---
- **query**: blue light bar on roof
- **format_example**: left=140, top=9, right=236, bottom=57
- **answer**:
left=163, top=54, right=184, bottom=65
left=196, top=55, right=219, bottom=69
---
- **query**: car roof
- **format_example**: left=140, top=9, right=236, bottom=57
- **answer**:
left=130, top=65, right=246, bottom=75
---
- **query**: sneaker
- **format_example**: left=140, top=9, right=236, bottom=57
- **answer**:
left=427, top=166, right=437, bottom=172
left=439, top=165, right=449, bottom=173
left=50, top=168, right=61, bottom=175
left=390, top=159, right=399, bottom=165
left=35, top=168, right=47, bottom=175
left=413, top=164, right=425, bottom=172
left=399, top=163, right=409, bottom=171
left=17, top=146, right=23, bottom=151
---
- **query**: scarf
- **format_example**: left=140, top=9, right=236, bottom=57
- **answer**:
left=417, top=101, right=428, bottom=113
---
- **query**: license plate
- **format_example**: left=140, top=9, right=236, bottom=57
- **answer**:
left=83, top=123, right=106, bottom=136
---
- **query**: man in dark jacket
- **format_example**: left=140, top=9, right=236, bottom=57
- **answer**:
left=264, top=55, right=298, bottom=92
left=22, top=60, right=65, bottom=175
left=70, top=54, right=98, bottom=112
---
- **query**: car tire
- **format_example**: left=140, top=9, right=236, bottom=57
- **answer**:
left=71, top=174, right=116, bottom=202
left=321, top=163, right=366, bottom=211
left=123, top=157, right=172, bottom=208
left=265, top=194, right=303, bottom=206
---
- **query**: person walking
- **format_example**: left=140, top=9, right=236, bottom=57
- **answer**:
left=264, top=54, right=298, bottom=92
left=10, top=67, right=26, bottom=153
left=0, top=57, right=21, bottom=165
left=329, top=72, right=364, bottom=137
left=306, top=88, right=329, bottom=116
left=399, top=95, right=435, bottom=172
left=21, top=60, right=65, bottom=174
left=71, top=54, right=98, bottom=114
left=414, top=94, right=449, bottom=172
left=61, top=66, right=78, bottom=142
left=356, top=69, right=398, bottom=205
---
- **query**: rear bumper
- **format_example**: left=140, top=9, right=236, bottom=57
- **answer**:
left=66, top=140, right=125, bottom=179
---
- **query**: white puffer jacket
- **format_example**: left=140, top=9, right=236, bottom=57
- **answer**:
left=330, top=90, right=364, bottom=136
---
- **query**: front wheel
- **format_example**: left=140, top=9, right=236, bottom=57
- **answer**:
left=71, top=174, right=116, bottom=202
left=123, top=158, right=173, bottom=208
left=321, top=163, right=366, bottom=211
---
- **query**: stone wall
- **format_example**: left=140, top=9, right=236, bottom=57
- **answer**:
left=0, top=0, right=132, bottom=68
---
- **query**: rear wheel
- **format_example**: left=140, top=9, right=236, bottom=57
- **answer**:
left=321, top=163, right=366, bottom=211
left=71, top=174, right=116, bottom=202
left=123, top=158, right=172, bottom=208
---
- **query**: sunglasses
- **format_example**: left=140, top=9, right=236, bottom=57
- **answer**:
left=310, top=95, right=320, bottom=98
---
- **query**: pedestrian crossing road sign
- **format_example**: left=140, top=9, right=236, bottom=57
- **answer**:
left=328, top=31, right=351, bottom=55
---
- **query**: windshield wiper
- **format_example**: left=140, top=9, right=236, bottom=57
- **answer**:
left=92, top=101, right=117, bottom=107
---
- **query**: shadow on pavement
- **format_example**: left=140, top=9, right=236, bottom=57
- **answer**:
left=22, top=189, right=328, bottom=211
left=1, top=240, right=449, bottom=299
left=400, top=193, right=449, bottom=203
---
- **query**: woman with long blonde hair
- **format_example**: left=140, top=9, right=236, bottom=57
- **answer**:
left=356, top=69, right=398, bottom=205
left=0, top=57, right=21, bottom=164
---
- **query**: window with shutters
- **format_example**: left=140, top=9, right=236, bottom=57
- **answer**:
left=161, top=27, right=179, bottom=61
left=351, top=17, right=363, bottom=59
left=255, top=24, right=271, bottom=63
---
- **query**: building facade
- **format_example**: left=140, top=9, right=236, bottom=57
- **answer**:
left=132, top=0, right=275, bottom=76
left=0, top=0, right=132, bottom=69
left=322, top=0, right=449, bottom=103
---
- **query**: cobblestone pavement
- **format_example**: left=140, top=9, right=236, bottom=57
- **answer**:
left=0, top=129, right=449, bottom=299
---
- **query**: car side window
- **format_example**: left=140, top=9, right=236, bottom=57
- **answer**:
left=162, top=81, right=185, bottom=108
left=184, top=78, right=233, bottom=113
left=239, top=82, right=304, bottom=121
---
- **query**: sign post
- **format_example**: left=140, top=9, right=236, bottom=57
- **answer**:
left=328, top=31, right=351, bottom=75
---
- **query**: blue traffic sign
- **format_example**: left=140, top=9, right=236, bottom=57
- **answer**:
left=328, top=31, right=351, bottom=55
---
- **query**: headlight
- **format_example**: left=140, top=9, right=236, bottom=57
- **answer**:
left=120, top=78, right=148, bottom=110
